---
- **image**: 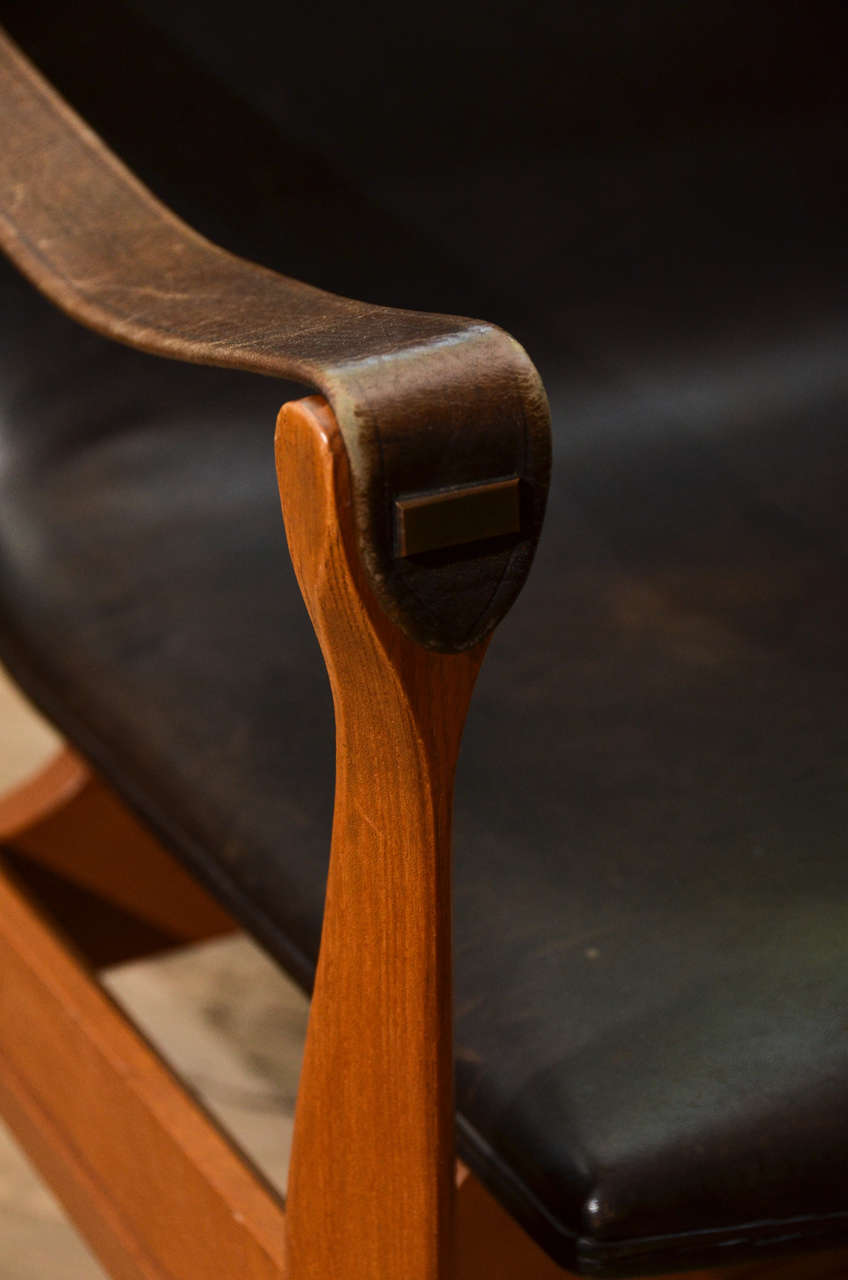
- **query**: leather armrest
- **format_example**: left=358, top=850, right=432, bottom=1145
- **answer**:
left=0, top=29, right=550, bottom=652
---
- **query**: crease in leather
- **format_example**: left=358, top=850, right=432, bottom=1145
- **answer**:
left=0, top=27, right=551, bottom=651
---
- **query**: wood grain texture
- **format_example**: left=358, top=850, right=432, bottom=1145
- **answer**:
left=0, top=26, right=550, bottom=652
left=0, top=747, right=235, bottom=944
left=277, top=397, right=486, bottom=1279
left=0, top=864, right=286, bottom=1280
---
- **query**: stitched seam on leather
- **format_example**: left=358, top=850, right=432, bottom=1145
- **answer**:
left=576, top=1210, right=848, bottom=1271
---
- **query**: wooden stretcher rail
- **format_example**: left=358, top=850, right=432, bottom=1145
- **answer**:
left=0, top=748, right=235, bottom=947
left=0, top=865, right=287, bottom=1280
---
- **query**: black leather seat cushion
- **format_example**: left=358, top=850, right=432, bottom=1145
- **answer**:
left=2, top=2, right=848, bottom=1273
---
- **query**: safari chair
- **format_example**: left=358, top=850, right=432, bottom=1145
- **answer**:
left=1, top=3, right=847, bottom=1276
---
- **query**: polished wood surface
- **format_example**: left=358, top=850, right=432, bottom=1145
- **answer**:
left=0, top=864, right=286, bottom=1280
left=277, top=397, right=486, bottom=1279
left=0, top=747, right=235, bottom=944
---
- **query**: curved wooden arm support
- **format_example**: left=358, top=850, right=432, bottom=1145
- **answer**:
left=276, top=397, right=486, bottom=1278
left=0, top=27, right=550, bottom=653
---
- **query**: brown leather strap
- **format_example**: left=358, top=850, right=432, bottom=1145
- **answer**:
left=0, top=29, right=550, bottom=651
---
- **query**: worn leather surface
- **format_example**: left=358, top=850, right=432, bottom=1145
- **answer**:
left=1, top=1, right=848, bottom=1273
left=0, top=29, right=550, bottom=654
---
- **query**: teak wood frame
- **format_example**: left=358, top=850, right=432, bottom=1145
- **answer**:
left=0, top=396, right=845, bottom=1280
left=277, top=395, right=485, bottom=1278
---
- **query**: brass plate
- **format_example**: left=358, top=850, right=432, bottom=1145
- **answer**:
left=395, top=476, right=520, bottom=557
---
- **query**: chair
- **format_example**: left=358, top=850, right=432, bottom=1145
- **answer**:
left=1, top=2, right=848, bottom=1276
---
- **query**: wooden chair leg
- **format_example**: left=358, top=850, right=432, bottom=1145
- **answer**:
left=276, top=397, right=486, bottom=1280
left=0, top=863, right=286, bottom=1280
left=0, top=747, right=235, bottom=961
